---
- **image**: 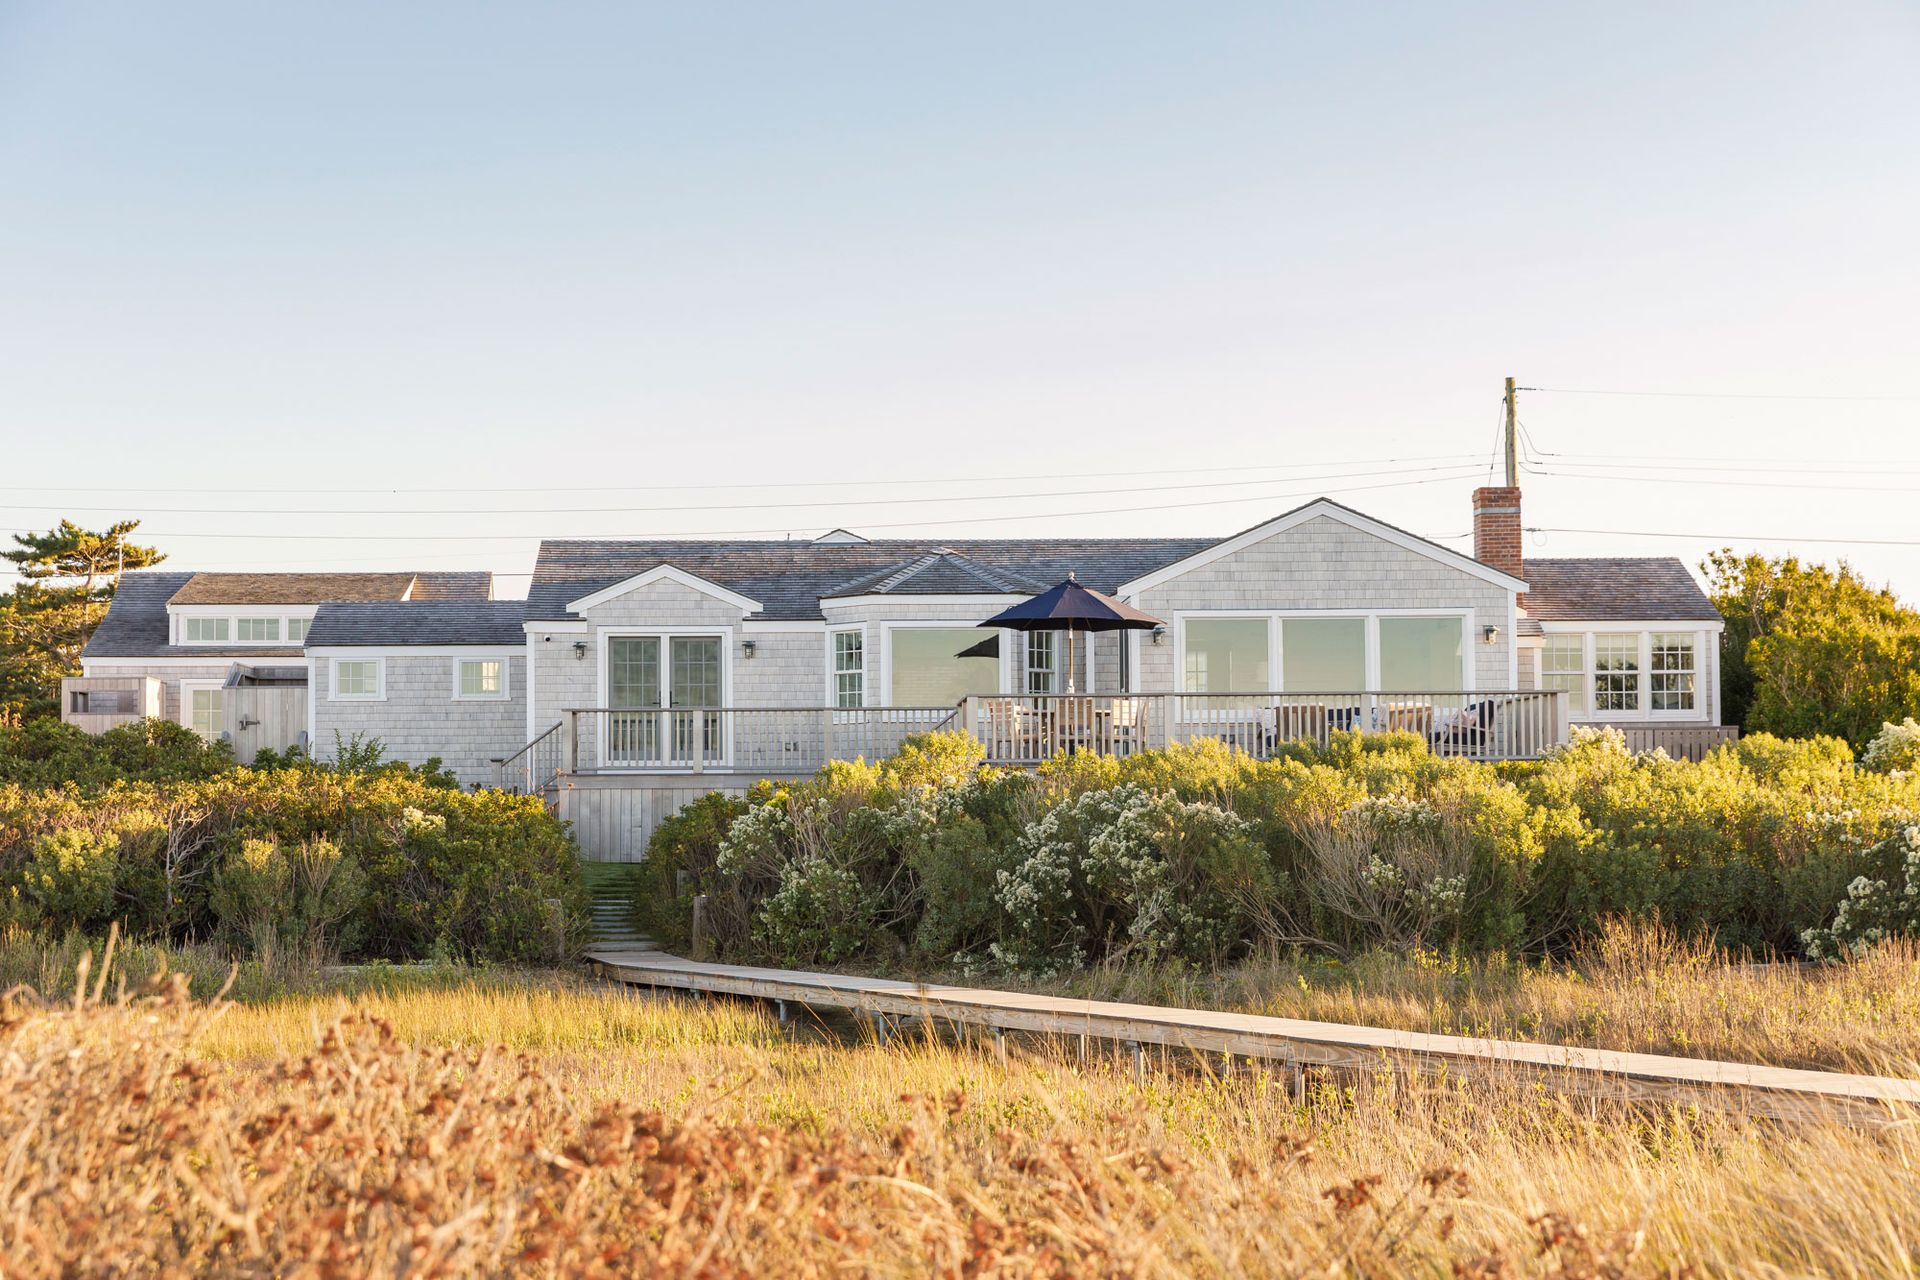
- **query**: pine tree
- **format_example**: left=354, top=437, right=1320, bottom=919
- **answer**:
left=0, top=519, right=166, bottom=719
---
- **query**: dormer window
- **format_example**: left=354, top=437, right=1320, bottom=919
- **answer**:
left=237, top=618, right=280, bottom=642
left=184, top=618, right=229, bottom=643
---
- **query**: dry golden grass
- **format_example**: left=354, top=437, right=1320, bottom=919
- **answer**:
left=974, top=920, right=1920, bottom=1078
left=7, top=946, right=1920, bottom=1277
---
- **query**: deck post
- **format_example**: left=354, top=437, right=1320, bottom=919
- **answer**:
left=566, top=711, right=580, bottom=775
left=690, top=894, right=710, bottom=961
left=820, top=708, right=833, bottom=765
left=1128, top=1040, right=1145, bottom=1083
left=992, top=1027, right=1007, bottom=1064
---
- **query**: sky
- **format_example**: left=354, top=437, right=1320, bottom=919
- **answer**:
left=2, top=2, right=1917, bottom=600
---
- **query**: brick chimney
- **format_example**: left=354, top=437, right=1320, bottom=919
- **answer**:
left=1472, top=486, right=1523, bottom=578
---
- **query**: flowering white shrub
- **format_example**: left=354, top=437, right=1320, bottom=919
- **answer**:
left=1802, top=825, right=1920, bottom=960
left=1861, top=718, right=1920, bottom=776
left=989, top=784, right=1263, bottom=973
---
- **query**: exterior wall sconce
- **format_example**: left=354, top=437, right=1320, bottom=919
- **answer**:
left=572, top=640, right=587, bottom=660
left=1151, top=624, right=1167, bottom=645
left=742, top=639, right=757, bottom=658
left=1482, top=625, right=1501, bottom=645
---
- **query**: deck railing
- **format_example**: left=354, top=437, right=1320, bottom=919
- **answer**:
left=539, top=691, right=1565, bottom=777
left=563, top=705, right=958, bottom=774
left=492, top=719, right=565, bottom=795
left=960, top=690, right=1566, bottom=764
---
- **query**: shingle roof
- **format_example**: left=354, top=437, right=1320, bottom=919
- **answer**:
left=526, top=537, right=1218, bottom=621
left=823, top=552, right=1049, bottom=598
left=81, top=570, right=501, bottom=658
left=168, top=573, right=419, bottom=605
left=1521, top=558, right=1720, bottom=623
left=409, top=571, right=494, bottom=601
left=304, top=601, right=528, bottom=648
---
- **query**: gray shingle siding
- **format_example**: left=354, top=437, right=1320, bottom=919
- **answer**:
left=312, top=653, right=528, bottom=789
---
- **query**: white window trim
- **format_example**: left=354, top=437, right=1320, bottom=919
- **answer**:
left=1535, top=624, right=1716, bottom=723
left=329, top=657, right=386, bottom=702
left=1172, top=608, right=1477, bottom=694
left=880, top=620, right=1011, bottom=706
left=452, top=655, right=512, bottom=702
left=178, top=679, right=227, bottom=740
left=826, top=624, right=868, bottom=710
left=593, top=627, right=734, bottom=769
left=169, top=603, right=322, bottom=646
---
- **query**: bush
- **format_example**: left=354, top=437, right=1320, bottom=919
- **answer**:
left=0, top=717, right=234, bottom=789
left=0, top=769, right=585, bottom=964
left=1861, top=718, right=1920, bottom=776
left=646, top=726, right=1920, bottom=969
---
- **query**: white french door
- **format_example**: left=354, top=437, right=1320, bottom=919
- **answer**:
left=605, top=634, right=725, bottom=767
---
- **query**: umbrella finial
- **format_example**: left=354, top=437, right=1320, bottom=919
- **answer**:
left=1068, top=571, right=1076, bottom=582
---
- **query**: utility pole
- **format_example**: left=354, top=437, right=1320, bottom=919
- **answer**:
left=1502, top=375, right=1519, bottom=488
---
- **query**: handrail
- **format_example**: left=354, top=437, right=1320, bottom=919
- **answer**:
left=492, top=720, right=565, bottom=794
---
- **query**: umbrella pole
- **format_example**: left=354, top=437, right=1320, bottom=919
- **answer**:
left=1066, top=627, right=1077, bottom=694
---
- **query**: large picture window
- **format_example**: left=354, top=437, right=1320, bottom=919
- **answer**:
left=1183, top=618, right=1269, bottom=692
left=888, top=628, right=999, bottom=705
left=1281, top=617, right=1365, bottom=690
left=1378, top=616, right=1466, bottom=691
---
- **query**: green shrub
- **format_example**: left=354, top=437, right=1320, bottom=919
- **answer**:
left=651, top=725, right=1920, bottom=969
left=633, top=791, right=751, bottom=952
left=0, top=717, right=233, bottom=789
left=0, top=769, right=585, bottom=964
left=1801, top=825, right=1920, bottom=960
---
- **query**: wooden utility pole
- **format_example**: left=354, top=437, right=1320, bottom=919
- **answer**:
left=1502, top=376, right=1519, bottom=487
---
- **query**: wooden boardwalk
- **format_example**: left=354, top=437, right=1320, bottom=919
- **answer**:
left=589, top=947, right=1920, bottom=1124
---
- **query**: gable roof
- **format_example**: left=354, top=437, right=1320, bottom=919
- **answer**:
left=82, top=569, right=497, bottom=659
left=165, top=571, right=492, bottom=606
left=305, top=601, right=528, bottom=648
left=1115, top=498, right=1531, bottom=596
left=526, top=537, right=1216, bottom=621
left=823, top=551, right=1049, bottom=599
left=1522, top=558, right=1721, bottom=623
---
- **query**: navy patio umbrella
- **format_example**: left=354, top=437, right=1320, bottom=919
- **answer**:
left=978, top=574, right=1164, bottom=693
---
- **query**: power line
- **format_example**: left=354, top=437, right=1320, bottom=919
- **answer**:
left=0, top=469, right=1480, bottom=545
left=1518, top=386, right=1920, bottom=403
left=1520, top=464, right=1920, bottom=496
left=0, top=462, right=1487, bottom=519
left=0, top=452, right=1486, bottom=498
left=1529, top=526, right=1920, bottom=549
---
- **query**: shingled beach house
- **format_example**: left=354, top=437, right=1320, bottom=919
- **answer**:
left=65, top=489, right=1729, bottom=859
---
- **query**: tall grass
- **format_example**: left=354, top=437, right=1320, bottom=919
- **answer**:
left=6, top=958, right=1920, bottom=1276
left=936, top=919, right=1920, bottom=1077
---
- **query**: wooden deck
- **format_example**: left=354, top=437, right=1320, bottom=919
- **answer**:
left=589, top=948, right=1920, bottom=1124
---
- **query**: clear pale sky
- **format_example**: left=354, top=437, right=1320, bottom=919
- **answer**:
left=3, top=3, right=1917, bottom=600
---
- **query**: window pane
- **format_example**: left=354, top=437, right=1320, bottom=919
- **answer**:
left=889, top=628, right=999, bottom=705
left=1183, top=619, right=1269, bottom=692
left=461, top=660, right=502, bottom=695
left=1025, top=631, right=1057, bottom=694
left=336, top=661, right=377, bottom=696
left=237, top=618, right=279, bottom=642
left=286, top=619, right=309, bottom=643
left=1593, top=634, right=1640, bottom=712
left=832, top=631, right=864, bottom=709
left=186, top=618, right=230, bottom=642
left=1650, top=633, right=1696, bottom=711
left=608, top=637, right=661, bottom=709
left=1378, top=616, right=1465, bottom=691
left=189, top=688, right=224, bottom=740
left=670, top=636, right=722, bottom=707
left=1541, top=635, right=1583, bottom=674
left=1282, top=618, right=1365, bottom=690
